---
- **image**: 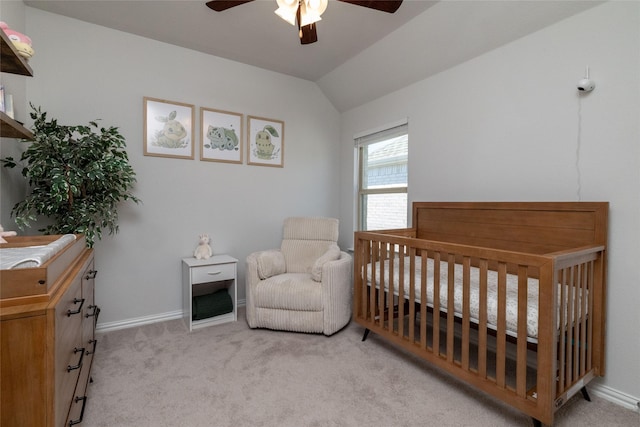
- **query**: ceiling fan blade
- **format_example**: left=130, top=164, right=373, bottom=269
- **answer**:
left=299, top=23, right=318, bottom=45
left=337, top=0, right=403, bottom=13
left=205, top=0, right=254, bottom=12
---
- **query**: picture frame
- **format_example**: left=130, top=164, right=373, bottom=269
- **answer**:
left=200, top=107, right=243, bottom=164
left=143, top=97, right=195, bottom=159
left=247, top=116, right=284, bottom=168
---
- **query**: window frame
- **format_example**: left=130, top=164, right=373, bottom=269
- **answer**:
left=355, top=121, right=408, bottom=232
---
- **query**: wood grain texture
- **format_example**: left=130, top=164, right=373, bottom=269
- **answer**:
left=1, top=238, right=95, bottom=427
left=354, top=201, right=608, bottom=426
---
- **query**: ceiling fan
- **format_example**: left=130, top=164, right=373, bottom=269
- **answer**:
left=205, top=0, right=403, bottom=45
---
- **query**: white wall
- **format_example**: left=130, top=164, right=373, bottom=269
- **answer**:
left=340, top=1, right=640, bottom=405
left=21, top=8, right=341, bottom=326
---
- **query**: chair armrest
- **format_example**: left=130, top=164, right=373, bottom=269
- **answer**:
left=321, top=251, right=353, bottom=335
left=245, top=249, right=280, bottom=327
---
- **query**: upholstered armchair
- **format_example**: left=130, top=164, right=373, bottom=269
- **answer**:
left=245, top=217, right=353, bottom=336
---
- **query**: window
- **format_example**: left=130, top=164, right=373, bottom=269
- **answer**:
left=356, top=122, right=408, bottom=231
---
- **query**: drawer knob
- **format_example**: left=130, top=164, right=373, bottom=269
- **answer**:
left=208, top=271, right=222, bottom=275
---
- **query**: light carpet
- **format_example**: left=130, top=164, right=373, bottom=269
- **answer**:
left=82, top=308, right=638, bottom=427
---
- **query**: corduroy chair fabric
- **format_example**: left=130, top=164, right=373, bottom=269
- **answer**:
left=245, top=217, right=352, bottom=336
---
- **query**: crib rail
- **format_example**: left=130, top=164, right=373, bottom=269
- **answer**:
left=353, top=230, right=606, bottom=426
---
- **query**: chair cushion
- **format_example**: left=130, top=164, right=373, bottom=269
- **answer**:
left=256, top=250, right=286, bottom=279
left=253, top=273, right=323, bottom=311
left=311, top=244, right=341, bottom=282
left=280, top=217, right=340, bottom=273
left=281, top=240, right=334, bottom=273
left=282, top=217, right=339, bottom=241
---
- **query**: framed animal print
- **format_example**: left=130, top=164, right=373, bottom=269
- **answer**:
left=200, top=107, right=243, bottom=164
left=143, top=97, right=195, bottom=159
left=247, top=116, right=284, bottom=168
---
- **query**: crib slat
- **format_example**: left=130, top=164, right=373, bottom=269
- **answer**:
left=516, top=266, right=528, bottom=397
left=558, top=268, right=567, bottom=392
left=378, top=241, right=384, bottom=327
left=369, top=241, right=377, bottom=323
left=573, top=265, right=581, bottom=381
left=496, top=263, right=507, bottom=388
left=586, top=260, right=594, bottom=372
left=408, top=249, right=417, bottom=341
left=387, top=246, right=395, bottom=333
left=420, top=253, right=428, bottom=350
left=478, top=259, right=489, bottom=378
left=566, top=266, right=575, bottom=386
left=579, top=263, right=588, bottom=376
left=446, top=253, right=456, bottom=363
left=433, top=252, right=441, bottom=357
left=398, top=249, right=405, bottom=337
left=461, top=257, right=471, bottom=370
left=590, top=250, right=605, bottom=374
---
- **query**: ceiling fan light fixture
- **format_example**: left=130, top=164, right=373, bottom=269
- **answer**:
left=305, top=0, right=327, bottom=16
left=275, top=0, right=298, bottom=26
left=298, top=1, right=322, bottom=27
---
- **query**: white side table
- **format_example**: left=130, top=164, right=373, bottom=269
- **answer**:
left=182, top=255, right=238, bottom=331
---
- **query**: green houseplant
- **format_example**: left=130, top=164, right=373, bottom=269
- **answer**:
left=1, top=105, right=140, bottom=246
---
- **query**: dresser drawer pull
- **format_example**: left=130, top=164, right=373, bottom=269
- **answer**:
left=67, top=298, right=85, bottom=316
left=68, top=396, right=87, bottom=426
left=67, top=347, right=85, bottom=372
left=85, top=305, right=99, bottom=318
left=85, top=269, right=98, bottom=280
left=208, top=271, right=222, bottom=275
left=85, top=339, right=98, bottom=356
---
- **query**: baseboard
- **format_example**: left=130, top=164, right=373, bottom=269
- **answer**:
left=96, top=299, right=247, bottom=333
left=96, top=310, right=184, bottom=333
left=589, top=382, right=640, bottom=413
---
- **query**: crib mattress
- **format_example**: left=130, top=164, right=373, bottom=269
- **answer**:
left=366, top=256, right=585, bottom=341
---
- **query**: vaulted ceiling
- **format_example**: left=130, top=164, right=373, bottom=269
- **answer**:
left=24, top=1, right=602, bottom=111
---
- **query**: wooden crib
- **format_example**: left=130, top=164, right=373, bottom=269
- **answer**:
left=353, top=202, right=608, bottom=426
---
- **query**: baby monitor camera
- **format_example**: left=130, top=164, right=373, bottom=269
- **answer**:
left=577, top=67, right=595, bottom=92
left=577, top=78, right=595, bottom=92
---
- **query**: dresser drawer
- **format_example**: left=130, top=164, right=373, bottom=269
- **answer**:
left=54, top=274, right=84, bottom=427
left=191, top=263, right=235, bottom=284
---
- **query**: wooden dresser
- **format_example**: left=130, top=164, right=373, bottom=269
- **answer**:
left=1, top=235, right=98, bottom=426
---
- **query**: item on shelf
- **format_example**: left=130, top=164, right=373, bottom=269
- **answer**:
left=5, top=94, right=14, bottom=119
left=0, top=22, right=34, bottom=60
left=192, top=288, right=233, bottom=320
left=193, top=233, right=213, bottom=259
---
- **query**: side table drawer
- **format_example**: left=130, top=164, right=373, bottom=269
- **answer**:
left=191, top=263, right=235, bottom=284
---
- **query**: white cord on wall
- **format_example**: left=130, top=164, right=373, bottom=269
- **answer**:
left=575, top=66, right=595, bottom=202
left=576, top=95, right=582, bottom=202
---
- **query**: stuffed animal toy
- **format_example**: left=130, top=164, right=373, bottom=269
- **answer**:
left=193, top=234, right=213, bottom=260
left=0, top=224, right=17, bottom=244
left=0, top=22, right=34, bottom=60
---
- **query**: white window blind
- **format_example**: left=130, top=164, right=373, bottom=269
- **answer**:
left=356, top=122, right=408, bottom=231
